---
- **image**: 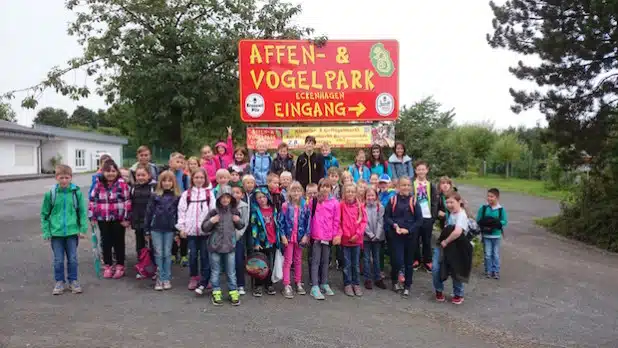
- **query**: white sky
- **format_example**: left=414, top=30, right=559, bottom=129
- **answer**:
left=0, top=0, right=543, bottom=128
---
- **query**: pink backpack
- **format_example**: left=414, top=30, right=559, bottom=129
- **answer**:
left=135, top=248, right=156, bottom=278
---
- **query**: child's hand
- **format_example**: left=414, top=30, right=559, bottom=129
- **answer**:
left=179, top=231, right=187, bottom=239
left=300, top=236, right=309, bottom=245
left=121, top=221, right=130, bottom=228
left=349, top=235, right=357, bottom=243
left=145, top=235, right=151, bottom=241
left=254, top=245, right=263, bottom=251
left=401, top=228, right=409, bottom=235
left=393, top=223, right=399, bottom=230
left=174, top=235, right=180, bottom=243
left=332, top=236, right=341, bottom=245
left=438, top=211, right=445, bottom=217
left=232, top=215, right=240, bottom=223
left=227, top=126, right=233, bottom=135
left=210, top=215, right=220, bottom=224
left=281, top=236, right=288, bottom=246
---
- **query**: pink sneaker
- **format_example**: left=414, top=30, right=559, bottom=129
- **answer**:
left=188, top=276, right=200, bottom=290
left=103, top=265, right=114, bottom=279
left=112, top=265, right=125, bottom=279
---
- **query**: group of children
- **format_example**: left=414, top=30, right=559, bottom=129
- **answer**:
left=41, top=130, right=508, bottom=307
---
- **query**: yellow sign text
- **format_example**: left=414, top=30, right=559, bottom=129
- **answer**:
left=250, top=69, right=374, bottom=91
left=274, top=102, right=348, bottom=118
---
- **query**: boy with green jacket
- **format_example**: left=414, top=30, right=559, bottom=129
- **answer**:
left=40, top=165, right=88, bottom=295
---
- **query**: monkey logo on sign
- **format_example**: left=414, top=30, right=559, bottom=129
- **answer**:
left=245, top=93, right=265, bottom=118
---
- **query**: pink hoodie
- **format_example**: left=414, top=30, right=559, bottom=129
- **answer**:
left=338, top=200, right=367, bottom=247
left=215, top=136, right=234, bottom=169
left=309, top=197, right=340, bottom=242
left=201, top=158, right=220, bottom=186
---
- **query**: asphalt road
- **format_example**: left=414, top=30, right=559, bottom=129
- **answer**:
left=0, top=175, right=616, bottom=348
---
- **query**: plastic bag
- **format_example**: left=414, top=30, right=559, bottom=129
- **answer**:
left=271, top=249, right=284, bottom=283
left=135, top=247, right=156, bottom=279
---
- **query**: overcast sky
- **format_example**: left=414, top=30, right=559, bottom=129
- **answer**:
left=0, top=0, right=543, bottom=128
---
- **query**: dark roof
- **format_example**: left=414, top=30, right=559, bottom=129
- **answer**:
left=33, top=124, right=128, bottom=145
left=0, top=120, right=52, bottom=139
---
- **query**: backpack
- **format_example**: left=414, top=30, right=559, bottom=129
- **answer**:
left=185, top=189, right=211, bottom=209
left=134, top=247, right=156, bottom=278
left=251, top=154, right=272, bottom=172
left=481, top=205, right=504, bottom=235
left=389, top=195, right=415, bottom=214
left=130, top=184, right=154, bottom=198
left=48, top=185, right=81, bottom=227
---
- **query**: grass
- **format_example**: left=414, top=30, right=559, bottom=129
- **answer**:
left=534, top=215, right=560, bottom=229
left=455, top=172, right=568, bottom=200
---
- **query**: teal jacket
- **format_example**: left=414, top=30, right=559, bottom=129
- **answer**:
left=40, top=184, right=88, bottom=239
left=476, top=204, right=508, bottom=238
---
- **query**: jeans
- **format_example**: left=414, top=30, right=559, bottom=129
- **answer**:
left=483, top=237, right=501, bottom=274
left=51, top=236, right=79, bottom=282
left=363, top=241, right=381, bottom=281
left=235, top=237, right=246, bottom=288
left=432, top=247, right=464, bottom=297
left=151, top=231, right=174, bottom=281
left=311, top=242, right=330, bottom=286
left=187, top=236, right=210, bottom=285
left=210, top=251, right=237, bottom=291
left=342, top=246, right=361, bottom=286
left=98, top=221, right=126, bottom=266
left=283, top=242, right=302, bottom=286
left=307, top=240, right=325, bottom=284
left=414, top=218, right=434, bottom=264
left=390, top=233, right=417, bottom=288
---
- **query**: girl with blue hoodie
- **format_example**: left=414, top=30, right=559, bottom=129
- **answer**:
left=348, top=149, right=371, bottom=183
left=250, top=139, right=272, bottom=186
left=367, top=144, right=392, bottom=178
left=388, top=141, right=414, bottom=181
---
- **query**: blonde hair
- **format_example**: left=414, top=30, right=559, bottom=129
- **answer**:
left=155, top=170, right=181, bottom=196
left=343, top=183, right=363, bottom=222
left=170, top=152, right=184, bottom=160
left=55, top=164, right=72, bottom=176
left=287, top=181, right=304, bottom=205
left=216, top=168, right=230, bottom=179
left=242, top=174, right=256, bottom=184
left=187, top=156, right=200, bottom=165
left=439, top=176, right=453, bottom=192
left=280, top=171, right=293, bottom=179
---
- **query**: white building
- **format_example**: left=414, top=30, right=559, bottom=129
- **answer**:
left=0, top=120, right=53, bottom=176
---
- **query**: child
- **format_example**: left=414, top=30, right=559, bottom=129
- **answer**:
left=167, top=152, right=191, bottom=191
left=280, top=171, right=293, bottom=200
left=367, top=144, right=392, bottom=178
left=341, top=171, right=354, bottom=186
left=299, top=178, right=340, bottom=300
left=270, top=143, right=295, bottom=176
left=89, top=160, right=131, bottom=279
left=201, top=145, right=220, bottom=186
left=389, top=141, right=414, bottom=181
left=41, top=164, right=88, bottom=295
left=120, top=168, right=131, bottom=185
left=88, top=153, right=112, bottom=197
left=363, top=187, right=386, bottom=290
left=305, top=183, right=318, bottom=201
left=130, top=145, right=159, bottom=184
left=130, top=165, right=156, bottom=267
left=250, top=187, right=281, bottom=297
left=267, top=173, right=283, bottom=211
left=215, top=126, right=235, bottom=169
left=229, top=147, right=250, bottom=176
left=250, top=139, right=272, bottom=186
left=327, top=167, right=342, bottom=199
left=433, top=191, right=470, bottom=305
left=295, top=136, right=324, bottom=189
left=187, top=156, right=201, bottom=174
left=348, top=149, right=371, bottom=183
left=242, top=174, right=256, bottom=204
left=176, top=168, right=216, bottom=292
left=229, top=169, right=243, bottom=188
left=437, top=176, right=455, bottom=230
left=202, top=185, right=245, bottom=306
left=384, top=176, right=423, bottom=296
left=412, top=160, right=439, bottom=272
left=369, top=173, right=379, bottom=189
left=232, top=186, right=250, bottom=295
left=278, top=181, right=309, bottom=298
left=339, top=184, right=367, bottom=297
left=477, top=188, right=508, bottom=280
left=356, top=180, right=368, bottom=204
left=378, top=174, right=396, bottom=207
left=321, top=141, right=339, bottom=178
left=144, top=171, right=181, bottom=290
left=213, top=168, right=231, bottom=198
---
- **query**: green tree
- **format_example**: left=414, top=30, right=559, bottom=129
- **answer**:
left=0, top=103, right=16, bottom=122
left=491, top=133, right=523, bottom=177
left=33, top=107, right=69, bottom=127
left=70, top=105, right=98, bottom=128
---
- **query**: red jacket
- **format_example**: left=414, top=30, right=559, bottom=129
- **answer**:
left=338, top=199, right=367, bottom=247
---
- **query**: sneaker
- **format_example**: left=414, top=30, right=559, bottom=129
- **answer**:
left=163, top=281, right=172, bottom=290
left=402, top=288, right=410, bottom=297
left=364, top=280, right=373, bottom=290
left=152, top=271, right=158, bottom=281
left=69, top=280, right=82, bottom=294
left=398, top=271, right=405, bottom=284
left=412, top=260, right=420, bottom=270
left=320, top=284, right=335, bottom=296
left=112, top=265, right=125, bottom=279
left=452, top=295, right=464, bottom=305
left=423, top=262, right=433, bottom=272
left=493, top=272, right=500, bottom=280
left=181, top=256, right=189, bottom=267
left=211, top=290, right=223, bottom=306
left=195, top=285, right=205, bottom=296
left=282, top=285, right=294, bottom=299
left=103, top=265, right=114, bottom=279
left=229, top=290, right=240, bottom=306
left=154, top=280, right=163, bottom=291
left=380, top=271, right=385, bottom=279
left=188, top=276, right=199, bottom=290
left=238, top=286, right=246, bottom=296
left=267, top=285, right=276, bottom=295
left=311, top=285, right=325, bottom=300
left=392, top=282, right=403, bottom=293
left=353, top=285, right=363, bottom=297
left=52, top=281, right=64, bottom=295
left=171, top=255, right=177, bottom=264
left=136, top=274, right=144, bottom=280
left=344, top=285, right=354, bottom=296
left=296, top=283, right=306, bottom=295
left=486, top=272, right=492, bottom=278
left=253, top=287, right=263, bottom=297
left=375, top=279, right=387, bottom=289
left=435, top=291, right=445, bottom=302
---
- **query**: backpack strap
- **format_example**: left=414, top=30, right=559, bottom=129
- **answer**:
left=390, top=195, right=414, bottom=214
left=185, top=189, right=192, bottom=209
left=47, top=186, right=57, bottom=220
left=72, top=189, right=81, bottom=227
left=481, top=205, right=489, bottom=219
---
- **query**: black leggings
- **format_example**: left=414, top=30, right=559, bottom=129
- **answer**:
left=99, top=221, right=126, bottom=266
left=172, top=237, right=188, bottom=258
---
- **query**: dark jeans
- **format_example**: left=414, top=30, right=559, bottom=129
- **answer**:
left=311, top=242, right=330, bottom=286
left=414, top=218, right=434, bottom=264
left=363, top=241, right=381, bottom=281
left=235, top=237, right=246, bottom=287
left=307, top=239, right=325, bottom=284
left=98, top=221, right=125, bottom=266
left=187, top=236, right=210, bottom=285
left=390, top=233, right=418, bottom=288
left=253, top=247, right=275, bottom=288
left=51, top=235, right=79, bottom=282
left=342, top=246, right=361, bottom=286
left=172, top=237, right=188, bottom=258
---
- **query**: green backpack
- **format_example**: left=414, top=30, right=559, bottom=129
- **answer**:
left=47, top=185, right=82, bottom=227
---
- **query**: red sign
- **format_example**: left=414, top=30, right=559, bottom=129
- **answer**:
left=239, top=40, right=399, bottom=123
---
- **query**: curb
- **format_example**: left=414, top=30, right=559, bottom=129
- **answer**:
left=0, top=174, right=55, bottom=183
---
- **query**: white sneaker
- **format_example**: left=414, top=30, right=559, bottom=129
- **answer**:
left=163, top=281, right=172, bottom=290
left=195, top=285, right=205, bottom=296
left=238, top=286, right=246, bottom=295
left=154, top=280, right=163, bottom=291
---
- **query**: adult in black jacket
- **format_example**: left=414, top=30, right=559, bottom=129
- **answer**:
left=295, top=136, right=324, bottom=189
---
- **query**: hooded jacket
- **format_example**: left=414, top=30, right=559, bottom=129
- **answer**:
left=130, top=180, right=156, bottom=230
left=384, top=193, right=423, bottom=239
left=250, top=187, right=281, bottom=249
left=41, top=184, right=88, bottom=239
left=299, top=195, right=340, bottom=242
left=215, top=136, right=234, bottom=169
left=278, top=198, right=308, bottom=243
left=364, top=201, right=385, bottom=242
left=88, top=177, right=131, bottom=222
left=270, top=153, right=295, bottom=176
left=143, top=190, right=180, bottom=235
left=250, top=152, right=272, bottom=186
left=201, top=158, right=220, bottom=186
left=366, top=160, right=392, bottom=179
left=295, top=152, right=324, bottom=188
left=338, top=199, right=367, bottom=247
left=176, top=185, right=216, bottom=236
left=348, top=163, right=371, bottom=183
left=388, top=153, right=414, bottom=180
left=323, top=153, right=339, bottom=177
left=202, top=185, right=244, bottom=253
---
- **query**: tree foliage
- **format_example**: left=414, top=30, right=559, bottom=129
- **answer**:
left=33, top=107, right=70, bottom=127
left=70, top=105, right=99, bottom=128
left=0, top=103, right=16, bottom=122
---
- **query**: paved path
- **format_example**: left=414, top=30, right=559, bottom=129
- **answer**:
left=0, top=178, right=616, bottom=348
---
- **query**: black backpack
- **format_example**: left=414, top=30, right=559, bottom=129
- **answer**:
left=481, top=205, right=504, bottom=235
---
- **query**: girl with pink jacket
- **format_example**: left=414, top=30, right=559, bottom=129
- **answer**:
left=339, top=183, right=368, bottom=297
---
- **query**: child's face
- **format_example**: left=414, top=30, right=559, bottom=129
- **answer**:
left=372, top=148, right=380, bottom=160
left=356, top=152, right=366, bottom=163
left=378, top=182, right=388, bottom=191
left=231, top=172, right=240, bottom=182
left=305, top=141, right=315, bottom=153
left=201, top=147, right=213, bottom=160
left=217, top=145, right=226, bottom=155
left=395, top=144, right=404, bottom=157
left=399, top=179, right=412, bottom=195
left=366, top=190, right=377, bottom=203
left=220, top=195, right=231, bottom=207
left=446, top=197, right=460, bottom=212
left=268, top=177, right=280, bottom=192
left=56, top=174, right=72, bottom=188
left=120, top=169, right=130, bottom=182
left=370, top=175, right=379, bottom=187
left=256, top=193, right=268, bottom=208
left=487, top=192, right=498, bottom=206
left=188, top=160, right=199, bottom=171
left=217, top=174, right=230, bottom=186
left=193, top=172, right=206, bottom=188
left=357, top=187, right=366, bottom=200
left=306, top=187, right=317, bottom=200
left=344, top=186, right=356, bottom=202
left=289, top=186, right=302, bottom=202
left=232, top=187, right=244, bottom=201
left=234, top=151, right=245, bottom=163
left=439, top=182, right=451, bottom=193
left=135, top=169, right=150, bottom=184
left=415, top=164, right=428, bottom=179
left=243, top=179, right=256, bottom=193
left=104, top=168, right=118, bottom=182
left=256, top=142, right=267, bottom=153
left=318, top=184, right=331, bottom=200
left=328, top=173, right=339, bottom=183
left=138, top=151, right=151, bottom=164
left=321, top=145, right=330, bottom=156
left=161, top=177, right=174, bottom=190
left=170, top=157, right=183, bottom=170
left=281, top=176, right=292, bottom=188
left=278, top=147, right=288, bottom=157
left=342, top=175, right=353, bottom=185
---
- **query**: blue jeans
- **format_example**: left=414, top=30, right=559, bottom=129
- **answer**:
left=432, top=247, right=464, bottom=297
left=342, top=246, right=361, bottom=286
left=235, top=238, right=246, bottom=287
left=362, top=241, right=381, bottom=281
left=483, top=237, right=501, bottom=274
left=187, top=236, right=210, bottom=285
left=51, top=236, right=79, bottom=282
left=151, top=232, right=174, bottom=281
left=210, top=251, right=237, bottom=291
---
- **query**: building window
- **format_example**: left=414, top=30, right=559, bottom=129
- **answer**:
left=14, top=145, right=35, bottom=166
left=75, top=149, right=86, bottom=168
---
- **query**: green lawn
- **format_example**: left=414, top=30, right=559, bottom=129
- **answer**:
left=455, top=173, right=568, bottom=200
